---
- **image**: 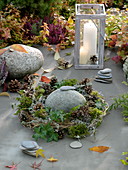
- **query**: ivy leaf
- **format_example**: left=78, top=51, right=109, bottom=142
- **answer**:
left=36, top=149, right=45, bottom=158
left=89, top=146, right=110, bottom=153
left=47, top=132, right=58, bottom=142
left=33, top=123, right=59, bottom=142
left=47, top=156, right=58, bottom=162
left=32, top=133, right=41, bottom=141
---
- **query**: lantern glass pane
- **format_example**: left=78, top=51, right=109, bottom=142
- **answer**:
left=79, top=19, right=100, bottom=65
left=74, top=4, right=106, bottom=69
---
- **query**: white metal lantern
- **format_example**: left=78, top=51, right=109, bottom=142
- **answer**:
left=74, top=4, right=106, bottom=69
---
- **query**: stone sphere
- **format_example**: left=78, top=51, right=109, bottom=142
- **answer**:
left=0, top=44, right=44, bottom=78
left=45, top=88, right=86, bottom=112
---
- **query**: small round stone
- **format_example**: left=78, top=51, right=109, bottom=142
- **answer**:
left=70, top=141, right=83, bottom=149
left=60, top=86, right=76, bottom=91
left=0, top=44, right=44, bottom=78
left=98, top=73, right=112, bottom=79
left=100, top=68, right=112, bottom=74
left=98, top=72, right=112, bottom=77
left=21, top=141, right=39, bottom=149
left=45, top=89, right=86, bottom=112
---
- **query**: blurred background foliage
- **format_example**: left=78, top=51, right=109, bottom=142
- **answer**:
left=0, top=0, right=128, bottom=62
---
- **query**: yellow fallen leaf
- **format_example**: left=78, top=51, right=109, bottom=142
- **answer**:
left=36, top=149, right=45, bottom=158
left=0, top=92, right=10, bottom=97
left=89, top=146, right=110, bottom=153
left=68, top=16, right=74, bottom=25
left=10, top=44, right=28, bottom=53
left=47, top=156, right=58, bottom=162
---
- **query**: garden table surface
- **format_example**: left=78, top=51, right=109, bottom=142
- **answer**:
left=0, top=46, right=128, bottom=170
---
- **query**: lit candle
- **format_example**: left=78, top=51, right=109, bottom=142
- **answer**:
left=83, top=20, right=97, bottom=56
left=79, top=21, right=97, bottom=64
left=79, top=46, right=90, bottom=64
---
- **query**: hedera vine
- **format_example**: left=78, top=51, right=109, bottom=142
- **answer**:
left=109, top=93, right=128, bottom=122
left=109, top=82, right=128, bottom=166
left=14, top=77, right=108, bottom=142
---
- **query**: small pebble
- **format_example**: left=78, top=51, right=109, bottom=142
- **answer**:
left=70, top=141, right=82, bottom=149
left=21, top=141, right=39, bottom=149
left=98, top=71, right=112, bottom=77
left=94, top=78, right=112, bottom=84
left=98, top=74, right=112, bottom=79
left=100, top=68, right=112, bottom=74
left=60, top=86, right=76, bottom=91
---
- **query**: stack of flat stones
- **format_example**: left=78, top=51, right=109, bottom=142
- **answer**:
left=20, top=141, right=41, bottom=157
left=94, top=68, right=112, bottom=84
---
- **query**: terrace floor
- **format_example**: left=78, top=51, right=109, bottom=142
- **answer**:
left=0, top=46, right=128, bottom=170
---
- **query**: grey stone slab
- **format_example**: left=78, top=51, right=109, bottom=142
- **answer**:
left=0, top=46, right=128, bottom=170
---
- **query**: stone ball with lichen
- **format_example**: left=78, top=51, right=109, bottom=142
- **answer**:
left=45, top=88, right=86, bottom=112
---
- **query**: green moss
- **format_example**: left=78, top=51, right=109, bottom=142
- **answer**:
left=54, top=79, right=78, bottom=89
left=89, top=107, right=103, bottom=119
left=33, top=109, right=47, bottom=119
left=68, top=123, right=89, bottom=138
left=90, top=90, right=103, bottom=98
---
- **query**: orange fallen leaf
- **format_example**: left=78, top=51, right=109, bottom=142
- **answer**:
left=0, top=48, right=7, bottom=55
left=41, top=76, right=51, bottom=83
left=89, top=146, right=110, bottom=153
left=10, top=44, right=28, bottom=53
left=33, top=73, right=40, bottom=76
left=47, top=156, right=58, bottom=162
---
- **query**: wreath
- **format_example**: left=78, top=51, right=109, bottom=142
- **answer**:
left=15, top=76, right=109, bottom=142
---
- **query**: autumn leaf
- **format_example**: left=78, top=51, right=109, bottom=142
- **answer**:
left=5, top=162, right=20, bottom=170
left=40, top=76, right=51, bottom=83
left=33, top=73, right=40, bottom=76
left=0, top=92, right=10, bottom=97
left=10, top=44, right=28, bottom=53
left=47, top=156, right=58, bottom=162
left=54, top=51, right=60, bottom=61
left=30, top=160, right=43, bottom=170
left=0, top=48, right=7, bottom=55
left=110, top=34, right=117, bottom=41
left=43, top=67, right=55, bottom=73
left=36, top=149, right=45, bottom=158
left=3, top=27, right=11, bottom=40
left=89, top=146, right=110, bottom=153
left=112, top=55, right=122, bottom=63
left=68, top=16, right=74, bottom=25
